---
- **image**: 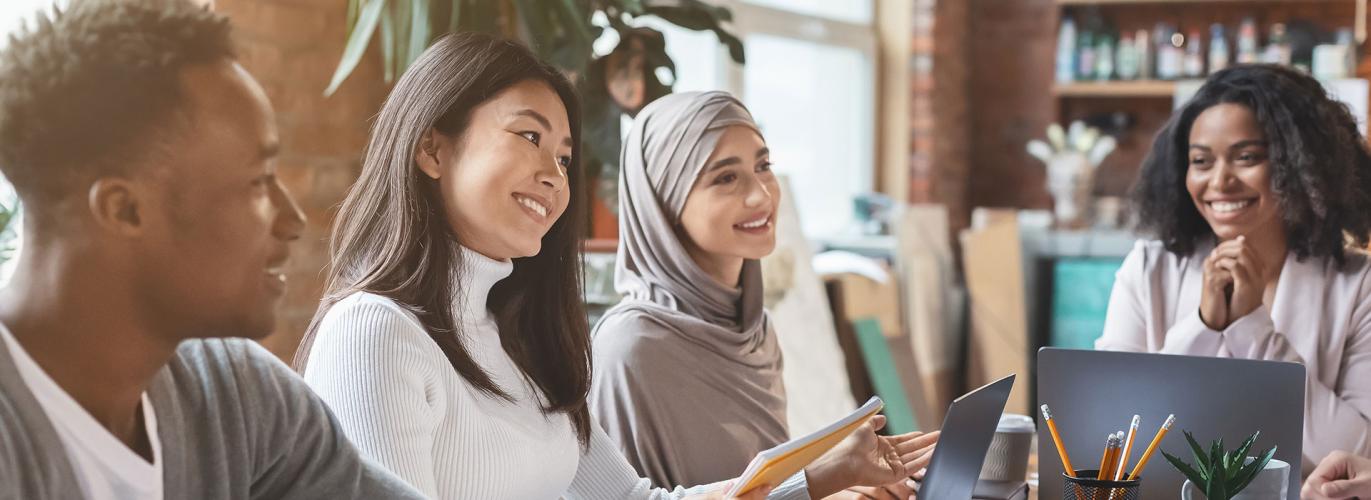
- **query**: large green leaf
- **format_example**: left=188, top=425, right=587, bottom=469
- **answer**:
left=615, top=0, right=646, bottom=15
left=1183, top=431, right=1211, bottom=481
left=407, top=0, right=430, bottom=68
left=1227, top=446, right=1277, bottom=495
left=392, top=0, right=414, bottom=79
left=1228, top=432, right=1260, bottom=474
left=514, top=0, right=557, bottom=60
left=447, top=0, right=461, bottom=33
left=680, top=0, right=731, bottom=22
left=556, top=0, right=593, bottom=45
left=325, top=0, right=387, bottom=95
left=1206, top=475, right=1228, bottom=500
left=1163, top=450, right=1208, bottom=487
left=1209, top=438, right=1225, bottom=479
left=643, top=5, right=745, bottom=63
left=379, top=1, right=395, bottom=81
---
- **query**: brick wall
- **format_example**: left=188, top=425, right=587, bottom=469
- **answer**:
left=215, top=0, right=391, bottom=362
left=966, top=0, right=1058, bottom=213
left=910, top=0, right=973, bottom=233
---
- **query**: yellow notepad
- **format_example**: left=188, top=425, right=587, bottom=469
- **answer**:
left=726, top=396, right=885, bottom=497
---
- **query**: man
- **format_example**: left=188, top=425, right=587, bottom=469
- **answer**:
left=0, top=1, right=422, bottom=498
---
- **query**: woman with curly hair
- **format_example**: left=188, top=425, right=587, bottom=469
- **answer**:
left=1096, top=64, right=1371, bottom=471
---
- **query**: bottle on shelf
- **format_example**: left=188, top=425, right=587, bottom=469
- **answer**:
left=1184, top=28, right=1205, bottom=78
left=1117, top=33, right=1139, bottom=80
left=1135, top=28, right=1152, bottom=80
left=1056, top=16, right=1078, bottom=83
left=1095, top=32, right=1116, bottom=81
left=1208, top=23, right=1230, bottom=74
left=1263, top=22, right=1291, bottom=66
left=1237, top=17, right=1260, bottom=64
left=1156, top=24, right=1183, bottom=80
left=1077, top=28, right=1096, bottom=81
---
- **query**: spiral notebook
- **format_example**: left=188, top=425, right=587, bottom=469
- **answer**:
left=725, top=396, right=885, bottom=497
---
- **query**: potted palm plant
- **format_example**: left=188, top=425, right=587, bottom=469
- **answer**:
left=1162, top=430, right=1277, bottom=500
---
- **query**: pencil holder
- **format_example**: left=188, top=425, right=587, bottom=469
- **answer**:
left=1062, top=470, right=1141, bottom=500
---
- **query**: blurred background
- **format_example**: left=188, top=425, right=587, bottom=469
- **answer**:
left=1, top=0, right=1366, bottom=439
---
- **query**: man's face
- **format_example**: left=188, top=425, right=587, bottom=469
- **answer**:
left=135, top=60, right=304, bottom=339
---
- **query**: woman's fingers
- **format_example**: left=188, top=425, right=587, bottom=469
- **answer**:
left=900, top=444, right=937, bottom=472
left=1215, top=257, right=1261, bottom=293
left=890, top=430, right=940, bottom=455
left=869, top=415, right=888, bottom=432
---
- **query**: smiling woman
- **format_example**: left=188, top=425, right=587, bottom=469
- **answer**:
left=1096, top=64, right=1371, bottom=472
left=589, top=91, right=939, bottom=500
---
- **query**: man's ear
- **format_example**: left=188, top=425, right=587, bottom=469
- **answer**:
left=415, top=128, right=448, bottom=180
left=87, top=178, right=147, bottom=236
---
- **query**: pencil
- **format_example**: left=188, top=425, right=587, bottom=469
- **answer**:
left=1097, top=432, right=1122, bottom=480
left=1126, top=414, right=1175, bottom=480
left=1114, top=415, right=1140, bottom=480
left=1041, top=404, right=1078, bottom=477
left=1094, top=433, right=1123, bottom=500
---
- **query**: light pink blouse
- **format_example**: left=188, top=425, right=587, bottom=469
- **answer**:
left=1097, top=240, right=1371, bottom=473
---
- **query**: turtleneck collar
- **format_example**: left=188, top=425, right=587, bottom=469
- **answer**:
left=453, top=245, right=514, bottom=324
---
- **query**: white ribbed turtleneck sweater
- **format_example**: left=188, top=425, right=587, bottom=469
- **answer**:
left=303, top=246, right=808, bottom=499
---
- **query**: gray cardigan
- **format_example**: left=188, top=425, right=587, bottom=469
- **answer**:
left=0, top=336, right=425, bottom=499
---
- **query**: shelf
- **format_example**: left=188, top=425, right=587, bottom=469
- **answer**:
left=1052, top=80, right=1177, bottom=98
left=584, top=238, right=618, bottom=254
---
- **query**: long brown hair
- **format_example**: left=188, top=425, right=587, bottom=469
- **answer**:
left=295, top=32, right=591, bottom=444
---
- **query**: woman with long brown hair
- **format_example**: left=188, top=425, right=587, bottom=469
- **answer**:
left=294, top=32, right=923, bottom=499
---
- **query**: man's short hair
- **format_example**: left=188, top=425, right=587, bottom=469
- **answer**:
left=0, top=0, right=235, bottom=208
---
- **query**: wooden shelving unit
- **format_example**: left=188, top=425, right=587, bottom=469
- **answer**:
left=1052, top=80, right=1177, bottom=97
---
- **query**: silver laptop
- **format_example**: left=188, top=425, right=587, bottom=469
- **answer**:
left=1037, top=348, right=1304, bottom=500
left=918, top=374, right=1016, bottom=500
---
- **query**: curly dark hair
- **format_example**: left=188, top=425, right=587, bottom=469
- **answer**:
left=1132, top=64, right=1371, bottom=264
left=0, top=0, right=234, bottom=211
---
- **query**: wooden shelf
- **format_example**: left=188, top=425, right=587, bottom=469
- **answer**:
left=1053, top=80, right=1177, bottom=97
left=584, top=238, right=618, bottom=254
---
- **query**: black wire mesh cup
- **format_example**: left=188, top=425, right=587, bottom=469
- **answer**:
left=1062, top=470, right=1141, bottom=500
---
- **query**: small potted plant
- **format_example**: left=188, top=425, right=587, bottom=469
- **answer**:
left=1162, top=430, right=1277, bottom=500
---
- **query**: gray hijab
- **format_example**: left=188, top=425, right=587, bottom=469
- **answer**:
left=589, top=91, right=788, bottom=488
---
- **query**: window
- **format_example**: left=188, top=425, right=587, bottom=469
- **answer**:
left=638, top=1, right=877, bottom=239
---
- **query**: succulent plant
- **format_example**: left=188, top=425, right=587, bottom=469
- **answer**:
left=1162, top=430, right=1276, bottom=500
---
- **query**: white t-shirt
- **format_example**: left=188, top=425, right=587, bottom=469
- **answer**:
left=0, top=324, right=162, bottom=500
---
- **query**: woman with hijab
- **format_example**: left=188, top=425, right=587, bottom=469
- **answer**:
left=298, top=34, right=928, bottom=500
left=590, top=91, right=938, bottom=500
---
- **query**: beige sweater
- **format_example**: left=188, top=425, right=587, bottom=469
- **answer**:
left=1097, top=240, right=1371, bottom=472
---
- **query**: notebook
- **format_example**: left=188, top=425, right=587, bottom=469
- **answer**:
left=725, top=396, right=885, bottom=496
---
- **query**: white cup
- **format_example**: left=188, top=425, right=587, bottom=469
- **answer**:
left=1179, top=458, right=1288, bottom=500
left=980, top=413, right=1034, bottom=481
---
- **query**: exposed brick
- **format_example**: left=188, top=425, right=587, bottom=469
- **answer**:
left=216, top=0, right=390, bottom=362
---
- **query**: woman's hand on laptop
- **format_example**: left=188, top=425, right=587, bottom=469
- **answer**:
left=1302, top=450, right=1371, bottom=500
left=805, top=416, right=940, bottom=498
left=890, top=429, right=939, bottom=475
